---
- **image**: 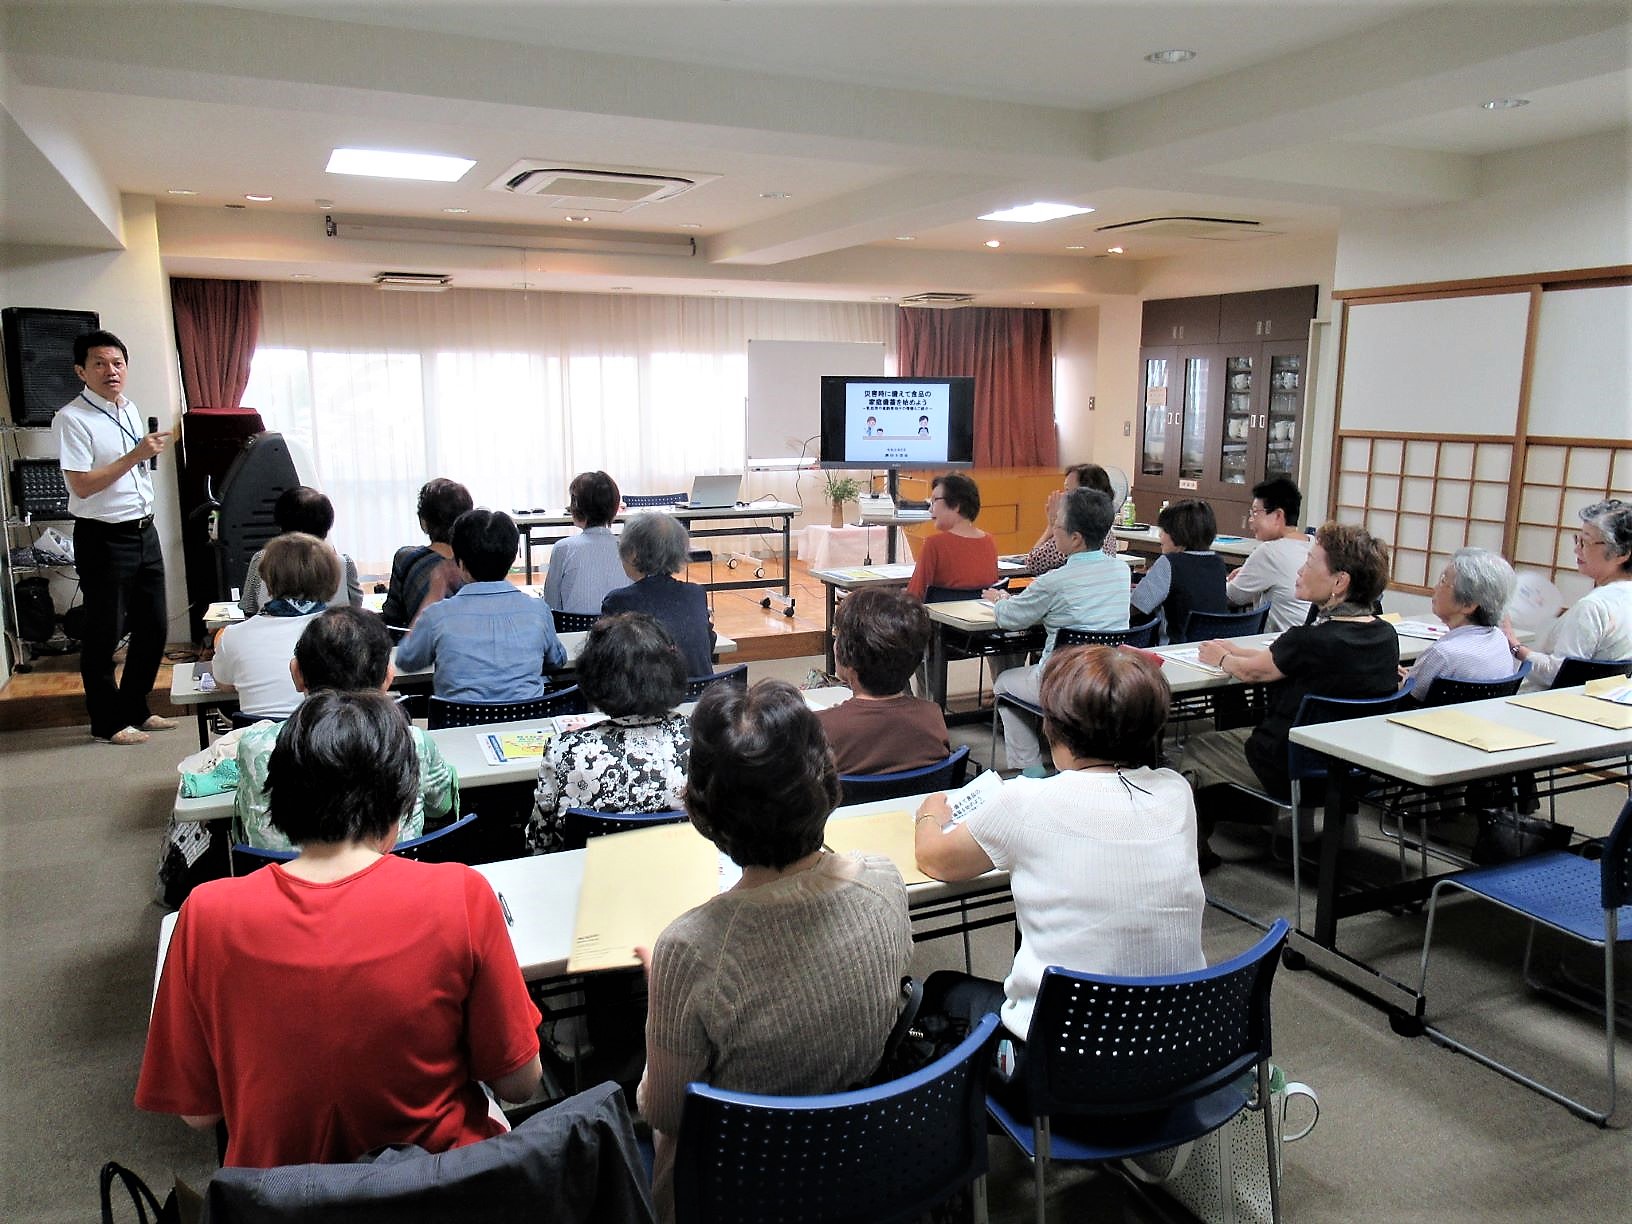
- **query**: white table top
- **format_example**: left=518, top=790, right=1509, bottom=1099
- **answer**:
left=172, top=686, right=853, bottom=824
left=1113, top=525, right=1259, bottom=559
left=155, top=787, right=1001, bottom=1005
left=513, top=500, right=800, bottom=527
left=170, top=629, right=737, bottom=707
left=1288, top=683, right=1632, bottom=788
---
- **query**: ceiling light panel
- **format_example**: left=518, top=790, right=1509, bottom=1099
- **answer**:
left=328, top=148, right=476, bottom=182
left=979, top=202, right=1094, bottom=223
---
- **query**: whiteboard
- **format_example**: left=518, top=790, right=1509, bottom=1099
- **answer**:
left=1529, top=283, right=1631, bottom=439
left=745, top=339, right=886, bottom=463
left=1339, top=292, right=1531, bottom=435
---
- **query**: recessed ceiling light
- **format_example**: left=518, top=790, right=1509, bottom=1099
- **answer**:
left=610, top=286, right=633, bottom=292
left=984, top=239, right=1002, bottom=249
left=1481, top=97, right=1530, bottom=110
left=244, top=194, right=274, bottom=202
left=326, top=147, right=475, bottom=182
left=565, top=215, right=592, bottom=223
left=978, top=202, right=1094, bottom=223
left=1066, top=244, right=1086, bottom=251
left=1107, top=246, right=1125, bottom=255
left=872, top=295, right=894, bottom=301
left=442, top=206, right=469, bottom=214
left=759, top=191, right=790, bottom=200
left=314, top=198, right=334, bottom=209
left=167, top=188, right=197, bottom=196
left=1022, top=301, right=1036, bottom=306
left=290, top=273, right=317, bottom=280
left=895, top=235, right=916, bottom=242
left=1145, top=49, right=1197, bottom=64
left=678, top=222, right=703, bottom=229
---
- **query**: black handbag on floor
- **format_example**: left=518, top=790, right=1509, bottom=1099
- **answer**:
left=99, top=1162, right=199, bottom=1224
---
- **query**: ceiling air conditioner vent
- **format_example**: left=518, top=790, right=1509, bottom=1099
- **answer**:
left=373, top=272, right=451, bottom=292
left=899, top=293, right=975, bottom=308
left=488, top=163, right=712, bottom=213
left=1096, top=216, right=1279, bottom=242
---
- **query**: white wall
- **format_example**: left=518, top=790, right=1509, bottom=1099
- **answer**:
left=1, top=195, right=189, bottom=644
left=1335, top=130, right=1632, bottom=289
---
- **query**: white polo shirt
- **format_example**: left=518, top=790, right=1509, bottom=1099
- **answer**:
left=53, top=390, right=155, bottom=523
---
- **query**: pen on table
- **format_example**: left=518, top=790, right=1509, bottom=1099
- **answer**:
left=497, top=891, right=515, bottom=927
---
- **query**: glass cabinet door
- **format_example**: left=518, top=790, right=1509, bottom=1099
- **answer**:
left=1217, top=353, right=1253, bottom=490
left=1179, top=352, right=1212, bottom=483
left=1264, top=351, right=1302, bottom=482
left=1141, top=353, right=1171, bottom=478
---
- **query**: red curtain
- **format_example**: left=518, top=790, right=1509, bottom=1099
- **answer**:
left=170, top=278, right=262, bottom=409
left=896, top=307, right=1057, bottom=467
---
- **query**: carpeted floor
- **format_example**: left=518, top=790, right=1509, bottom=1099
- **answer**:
left=2, top=657, right=1628, bottom=1221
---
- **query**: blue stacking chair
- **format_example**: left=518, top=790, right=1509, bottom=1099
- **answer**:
left=987, top=921, right=1289, bottom=1224
left=989, top=629, right=1136, bottom=771
left=1551, top=655, right=1632, bottom=689
left=838, top=746, right=971, bottom=807
left=1417, top=796, right=1632, bottom=1124
left=426, top=685, right=585, bottom=730
left=559, top=807, right=688, bottom=850
left=1179, top=605, right=1269, bottom=644
left=673, top=1013, right=1001, bottom=1224
left=684, top=663, right=748, bottom=702
left=1124, top=616, right=1162, bottom=649
left=230, top=813, right=481, bottom=875
left=551, top=608, right=601, bottom=634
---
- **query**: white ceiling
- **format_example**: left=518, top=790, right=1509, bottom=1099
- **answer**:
left=2, top=0, right=1629, bottom=305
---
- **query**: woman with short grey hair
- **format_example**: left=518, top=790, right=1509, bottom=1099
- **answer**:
left=602, top=511, right=717, bottom=676
left=1510, top=499, right=1632, bottom=688
left=1403, top=547, right=1519, bottom=700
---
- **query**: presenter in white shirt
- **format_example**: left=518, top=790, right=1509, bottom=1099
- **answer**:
left=52, top=330, right=173, bottom=745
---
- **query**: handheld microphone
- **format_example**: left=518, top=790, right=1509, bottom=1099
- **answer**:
left=148, top=417, right=160, bottom=470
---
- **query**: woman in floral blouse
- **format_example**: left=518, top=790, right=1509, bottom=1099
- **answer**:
left=528, top=612, right=690, bottom=853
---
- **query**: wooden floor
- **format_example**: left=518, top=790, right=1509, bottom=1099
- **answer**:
left=0, top=559, right=835, bottom=734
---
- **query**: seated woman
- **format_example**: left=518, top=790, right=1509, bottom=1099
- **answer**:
left=1509, top=499, right=1632, bottom=688
left=987, top=488, right=1130, bottom=773
left=1404, top=547, right=1518, bottom=699
left=914, top=646, right=1204, bottom=1069
left=1131, top=498, right=1228, bottom=643
left=138, top=689, right=541, bottom=1168
left=380, top=477, right=473, bottom=631
left=816, top=586, right=950, bottom=775
left=638, top=680, right=911, bottom=1222
left=528, top=612, right=690, bottom=853
left=1181, top=522, right=1400, bottom=868
left=602, top=512, right=716, bottom=677
left=906, top=472, right=998, bottom=600
left=211, top=532, right=339, bottom=718
left=235, top=607, right=457, bottom=850
left=240, top=485, right=363, bottom=615
left=1025, top=463, right=1121, bottom=574
left=544, top=470, right=626, bottom=616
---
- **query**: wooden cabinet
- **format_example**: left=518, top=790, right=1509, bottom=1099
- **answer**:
left=1140, top=296, right=1220, bottom=346
left=1132, top=287, right=1316, bottom=528
left=896, top=467, right=1061, bottom=558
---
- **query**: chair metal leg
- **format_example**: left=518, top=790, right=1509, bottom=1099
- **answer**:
left=1290, top=781, right=1303, bottom=932
left=1033, top=1118, right=1050, bottom=1224
left=970, top=1173, right=990, bottom=1224
left=1260, top=1061, right=1283, bottom=1224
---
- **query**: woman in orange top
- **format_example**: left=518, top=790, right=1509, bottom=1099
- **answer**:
left=907, top=472, right=999, bottom=600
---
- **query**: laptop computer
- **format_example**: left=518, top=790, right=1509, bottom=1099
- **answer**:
left=686, top=473, right=742, bottom=509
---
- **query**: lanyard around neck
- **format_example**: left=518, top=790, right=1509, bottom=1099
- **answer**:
left=81, top=392, right=142, bottom=450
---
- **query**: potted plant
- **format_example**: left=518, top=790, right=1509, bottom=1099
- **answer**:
left=822, top=473, right=861, bottom=528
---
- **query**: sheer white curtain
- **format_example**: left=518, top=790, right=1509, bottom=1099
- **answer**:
left=243, top=283, right=896, bottom=574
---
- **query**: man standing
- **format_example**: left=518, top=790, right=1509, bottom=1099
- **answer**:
left=53, top=330, right=174, bottom=744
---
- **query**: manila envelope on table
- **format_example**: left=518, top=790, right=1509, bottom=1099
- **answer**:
left=932, top=599, right=999, bottom=630
left=568, top=823, right=719, bottom=973
left=822, top=809, right=932, bottom=887
left=1386, top=707, right=1555, bottom=752
left=1507, top=689, right=1632, bottom=731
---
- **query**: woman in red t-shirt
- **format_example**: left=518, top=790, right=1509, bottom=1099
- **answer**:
left=907, top=472, right=999, bottom=600
left=138, top=689, right=542, bottom=1168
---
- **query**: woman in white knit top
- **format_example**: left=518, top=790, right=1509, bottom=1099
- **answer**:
left=637, top=680, right=911, bottom=1224
left=915, top=646, right=1205, bottom=1045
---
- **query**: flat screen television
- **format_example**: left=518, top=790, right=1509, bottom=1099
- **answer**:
left=818, top=375, right=976, bottom=469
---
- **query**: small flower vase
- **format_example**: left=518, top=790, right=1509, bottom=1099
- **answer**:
left=830, top=499, right=845, bottom=528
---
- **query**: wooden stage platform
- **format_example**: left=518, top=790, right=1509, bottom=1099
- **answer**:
left=0, top=560, right=833, bottom=734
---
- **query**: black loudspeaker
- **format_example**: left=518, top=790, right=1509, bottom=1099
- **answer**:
left=1, top=307, right=101, bottom=426
left=177, top=407, right=265, bottom=640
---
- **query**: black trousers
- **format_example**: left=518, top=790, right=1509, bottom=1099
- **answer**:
left=73, top=516, right=168, bottom=738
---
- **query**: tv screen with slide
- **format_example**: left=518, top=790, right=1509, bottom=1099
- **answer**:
left=818, top=376, right=976, bottom=469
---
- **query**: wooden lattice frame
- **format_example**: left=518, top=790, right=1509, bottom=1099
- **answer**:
left=1513, top=438, right=1632, bottom=604
left=1332, top=433, right=1514, bottom=594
